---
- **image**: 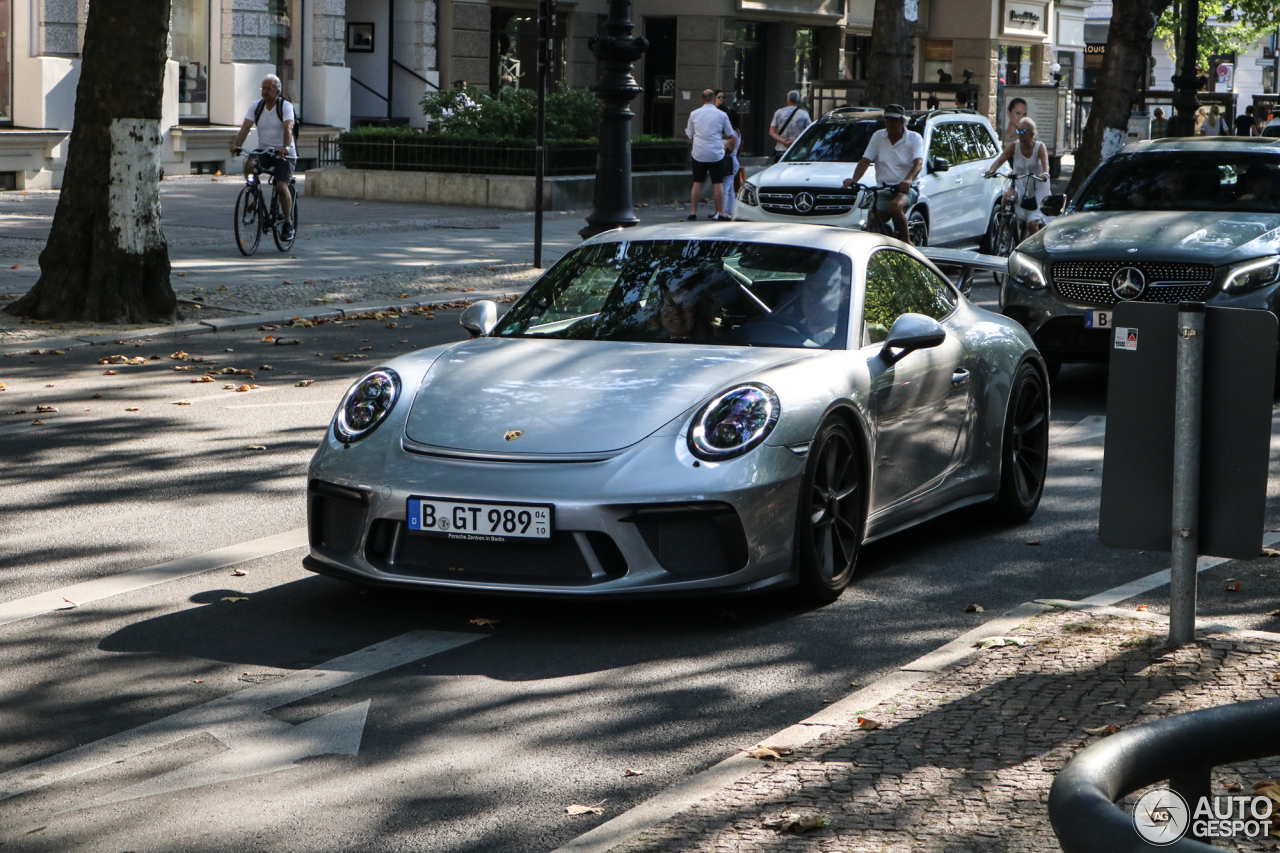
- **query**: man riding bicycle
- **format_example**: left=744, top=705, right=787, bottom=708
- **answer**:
left=230, top=74, right=296, bottom=242
left=842, top=104, right=924, bottom=244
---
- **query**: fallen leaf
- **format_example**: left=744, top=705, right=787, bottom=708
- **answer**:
left=565, top=800, right=606, bottom=816
left=60, top=597, right=79, bottom=609
left=223, top=348, right=234, bottom=353
left=124, top=407, right=140, bottom=412
left=192, top=376, right=214, bottom=383
left=31, top=419, right=43, bottom=425
left=235, top=384, right=252, bottom=392
left=976, top=636, right=1027, bottom=649
left=218, top=367, right=254, bottom=376
left=1224, top=579, right=1242, bottom=592
left=232, top=568, right=247, bottom=577
left=623, top=768, right=645, bottom=777
left=764, top=813, right=830, bottom=833
left=856, top=717, right=882, bottom=731
left=91, top=393, right=102, bottom=399
left=759, top=743, right=795, bottom=755
left=245, top=444, right=266, bottom=451
left=386, top=322, right=397, bottom=328
left=1025, top=540, right=1043, bottom=546
left=127, top=357, right=146, bottom=365
left=99, top=354, right=130, bottom=364
left=172, top=365, right=194, bottom=371
left=260, top=365, right=274, bottom=371
left=35, top=405, right=57, bottom=413
left=259, top=325, right=280, bottom=331
left=223, top=384, right=236, bottom=390
left=221, top=596, right=249, bottom=603
left=172, top=400, right=191, bottom=406
left=964, top=603, right=984, bottom=613
left=216, top=285, right=228, bottom=291
left=1084, top=725, right=1121, bottom=736
left=1136, top=604, right=1149, bottom=612
left=295, top=380, right=314, bottom=387
left=45, top=384, right=54, bottom=388
left=359, top=346, right=373, bottom=351
left=469, top=618, right=499, bottom=628
left=1265, top=548, right=1280, bottom=558
left=103, top=369, right=118, bottom=376
left=746, top=747, right=781, bottom=760
left=53, top=350, right=66, bottom=355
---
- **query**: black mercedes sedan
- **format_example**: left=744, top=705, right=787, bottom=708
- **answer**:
left=1000, top=137, right=1280, bottom=373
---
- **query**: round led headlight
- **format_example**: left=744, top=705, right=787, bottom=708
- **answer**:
left=335, top=368, right=401, bottom=443
left=688, top=384, right=780, bottom=461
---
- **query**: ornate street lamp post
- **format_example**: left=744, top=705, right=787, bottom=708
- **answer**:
left=579, top=0, right=647, bottom=239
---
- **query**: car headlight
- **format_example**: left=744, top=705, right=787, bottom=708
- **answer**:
left=740, top=181, right=759, bottom=207
left=687, top=384, right=780, bottom=461
left=335, top=368, right=401, bottom=443
left=1219, top=256, right=1280, bottom=294
left=1008, top=250, right=1047, bottom=290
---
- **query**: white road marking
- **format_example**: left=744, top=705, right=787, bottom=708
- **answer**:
left=1079, top=529, right=1280, bottom=607
left=0, top=527, right=307, bottom=627
left=0, top=630, right=484, bottom=805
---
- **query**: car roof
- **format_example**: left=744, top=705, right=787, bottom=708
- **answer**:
left=823, top=107, right=987, bottom=123
left=580, top=221, right=889, bottom=255
left=1125, top=137, right=1280, bottom=154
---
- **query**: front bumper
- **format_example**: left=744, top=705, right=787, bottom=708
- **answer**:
left=304, top=430, right=809, bottom=597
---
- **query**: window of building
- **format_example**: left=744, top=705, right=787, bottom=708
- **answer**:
left=1004, top=46, right=1023, bottom=85
left=734, top=23, right=768, bottom=156
left=795, top=28, right=817, bottom=100
left=922, top=39, right=953, bottom=88
left=842, top=34, right=870, bottom=81
left=172, top=0, right=209, bottom=121
left=269, top=0, right=303, bottom=118
left=0, top=0, right=9, bottom=123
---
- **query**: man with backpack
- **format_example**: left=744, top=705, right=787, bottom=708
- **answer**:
left=769, top=91, right=811, bottom=163
left=229, top=74, right=297, bottom=241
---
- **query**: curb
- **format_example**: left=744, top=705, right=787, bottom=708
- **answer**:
left=0, top=288, right=526, bottom=355
left=550, top=600, right=1053, bottom=853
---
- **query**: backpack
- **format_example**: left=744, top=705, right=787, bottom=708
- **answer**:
left=253, top=98, right=289, bottom=125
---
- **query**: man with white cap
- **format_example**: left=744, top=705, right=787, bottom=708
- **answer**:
left=843, top=104, right=924, bottom=245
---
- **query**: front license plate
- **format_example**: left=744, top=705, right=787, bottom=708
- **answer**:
left=1085, top=310, right=1113, bottom=329
left=406, top=497, right=553, bottom=542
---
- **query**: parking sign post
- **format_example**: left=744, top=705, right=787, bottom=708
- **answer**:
left=1168, top=303, right=1205, bottom=646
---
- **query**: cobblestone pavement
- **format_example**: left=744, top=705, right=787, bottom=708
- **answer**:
left=611, top=607, right=1280, bottom=853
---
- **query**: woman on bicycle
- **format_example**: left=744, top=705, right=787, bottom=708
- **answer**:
left=984, top=116, right=1050, bottom=235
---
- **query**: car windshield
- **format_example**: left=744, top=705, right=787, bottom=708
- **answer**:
left=494, top=240, right=852, bottom=350
left=1076, top=151, right=1280, bottom=213
left=782, top=120, right=880, bottom=162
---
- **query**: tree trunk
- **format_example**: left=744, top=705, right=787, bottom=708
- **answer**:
left=864, top=0, right=918, bottom=108
left=6, top=0, right=177, bottom=324
left=1064, top=0, right=1172, bottom=198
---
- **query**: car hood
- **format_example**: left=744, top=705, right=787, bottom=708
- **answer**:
left=755, top=161, right=873, bottom=189
left=1035, top=210, right=1280, bottom=265
left=403, top=338, right=811, bottom=454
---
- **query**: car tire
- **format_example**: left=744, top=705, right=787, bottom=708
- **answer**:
left=988, top=361, right=1049, bottom=523
left=908, top=210, right=929, bottom=247
left=793, top=419, right=865, bottom=603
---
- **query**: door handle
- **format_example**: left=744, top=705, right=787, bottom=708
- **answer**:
left=951, top=368, right=970, bottom=387
left=955, top=177, right=963, bottom=183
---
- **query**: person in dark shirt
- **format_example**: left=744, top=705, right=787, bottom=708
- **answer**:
left=1237, top=105, right=1257, bottom=137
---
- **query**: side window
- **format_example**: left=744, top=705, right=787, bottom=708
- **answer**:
left=928, top=124, right=959, bottom=164
left=949, top=124, right=979, bottom=164
left=862, top=250, right=956, bottom=346
left=967, top=123, right=1001, bottom=160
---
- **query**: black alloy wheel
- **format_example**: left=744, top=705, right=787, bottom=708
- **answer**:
left=908, top=210, right=929, bottom=247
left=234, top=186, right=261, bottom=256
left=989, top=361, right=1049, bottom=522
left=794, top=419, right=865, bottom=603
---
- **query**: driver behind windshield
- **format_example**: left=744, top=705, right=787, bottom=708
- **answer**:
left=1238, top=164, right=1277, bottom=209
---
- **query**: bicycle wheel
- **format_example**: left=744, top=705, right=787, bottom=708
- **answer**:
left=272, top=185, right=296, bottom=252
left=234, top=186, right=261, bottom=256
left=907, top=210, right=928, bottom=247
left=992, top=216, right=1018, bottom=285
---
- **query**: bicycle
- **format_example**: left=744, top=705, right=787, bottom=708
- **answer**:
left=853, top=182, right=928, bottom=247
left=232, top=147, right=298, bottom=256
left=984, top=171, right=1048, bottom=279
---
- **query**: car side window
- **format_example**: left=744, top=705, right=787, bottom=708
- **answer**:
left=928, top=124, right=959, bottom=165
left=965, top=123, right=1001, bottom=160
left=862, top=250, right=956, bottom=346
left=949, top=123, right=979, bottom=164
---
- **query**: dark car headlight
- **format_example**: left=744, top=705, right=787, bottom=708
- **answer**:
left=740, top=181, right=759, bottom=207
left=335, top=368, right=401, bottom=443
left=1219, top=256, right=1280, bottom=294
left=688, top=384, right=780, bottom=461
left=1008, top=250, right=1047, bottom=290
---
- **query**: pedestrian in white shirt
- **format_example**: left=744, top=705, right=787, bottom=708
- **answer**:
left=721, top=110, right=742, bottom=218
left=685, top=89, right=735, bottom=220
left=842, top=104, right=925, bottom=244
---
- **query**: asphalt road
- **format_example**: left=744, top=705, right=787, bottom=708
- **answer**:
left=2, top=300, right=1280, bottom=853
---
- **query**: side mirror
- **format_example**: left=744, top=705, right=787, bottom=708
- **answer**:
left=880, top=313, right=947, bottom=364
left=1040, top=194, right=1066, bottom=217
left=460, top=300, right=499, bottom=338
left=930, top=155, right=950, bottom=173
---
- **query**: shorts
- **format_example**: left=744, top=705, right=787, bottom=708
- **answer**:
left=874, top=186, right=919, bottom=211
left=692, top=156, right=731, bottom=183
left=256, top=150, right=296, bottom=186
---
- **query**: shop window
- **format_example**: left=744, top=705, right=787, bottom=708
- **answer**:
left=490, top=7, right=566, bottom=95
left=1005, top=46, right=1023, bottom=85
left=172, top=0, right=209, bottom=121
left=269, top=0, right=303, bottom=118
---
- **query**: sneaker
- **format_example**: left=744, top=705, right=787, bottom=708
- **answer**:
left=280, top=223, right=294, bottom=241
left=687, top=213, right=697, bottom=221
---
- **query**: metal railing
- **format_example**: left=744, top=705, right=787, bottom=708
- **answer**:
left=317, top=136, right=689, bottom=176
left=1048, top=696, right=1280, bottom=851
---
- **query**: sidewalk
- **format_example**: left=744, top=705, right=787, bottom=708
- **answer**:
left=576, top=601, right=1280, bottom=853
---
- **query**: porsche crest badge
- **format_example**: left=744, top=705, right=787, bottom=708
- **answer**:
left=504, top=430, right=523, bottom=442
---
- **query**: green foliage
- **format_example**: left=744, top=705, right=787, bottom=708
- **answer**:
left=419, top=85, right=603, bottom=140
left=1156, top=1, right=1277, bottom=68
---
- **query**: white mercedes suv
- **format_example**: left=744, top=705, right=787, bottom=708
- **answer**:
left=735, top=107, right=1006, bottom=248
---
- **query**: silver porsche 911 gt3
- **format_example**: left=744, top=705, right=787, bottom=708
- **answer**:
left=303, top=223, right=1048, bottom=602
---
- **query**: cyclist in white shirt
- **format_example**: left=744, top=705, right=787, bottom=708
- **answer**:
left=230, top=74, right=297, bottom=241
left=843, top=104, right=925, bottom=244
